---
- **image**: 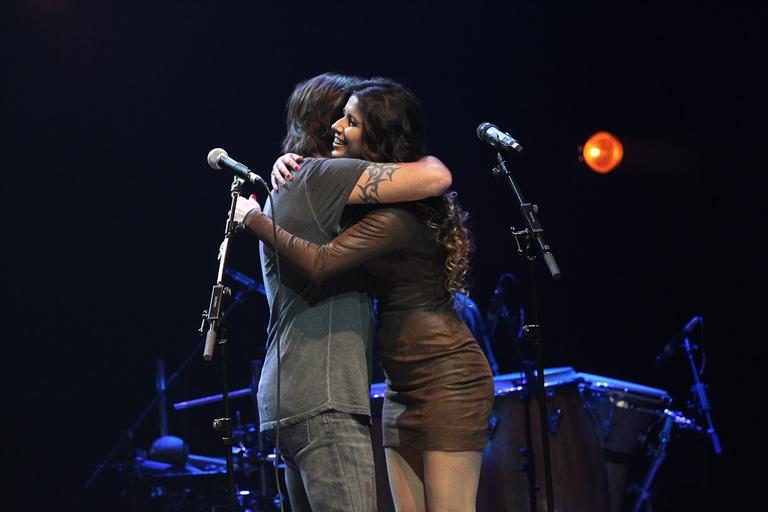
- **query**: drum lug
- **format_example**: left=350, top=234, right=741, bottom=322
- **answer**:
left=212, top=417, right=231, bottom=432
left=486, top=413, right=499, bottom=440
left=521, top=324, right=540, bottom=338
left=517, top=446, right=536, bottom=480
left=547, top=408, right=563, bottom=435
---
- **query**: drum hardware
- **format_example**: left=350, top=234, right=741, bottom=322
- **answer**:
left=546, top=407, right=563, bottom=435
left=521, top=323, right=539, bottom=338
left=517, top=446, right=536, bottom=475
left=213, top=416, right=231, bottom=432
left=579, top=386, right=616, bottom=442
left=662, top=408, right=699, bottom=431
left=486, top=412, right=499, bottom=440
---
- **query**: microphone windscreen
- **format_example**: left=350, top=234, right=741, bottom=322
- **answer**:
left=207, top=148, right=228, bottom=170
left=497, top=273, right=517, bottom=292
left=477, top=122, right=493, bottom=140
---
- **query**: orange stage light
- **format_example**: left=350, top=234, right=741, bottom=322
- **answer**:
left=581, top=131, right=624, bottom=173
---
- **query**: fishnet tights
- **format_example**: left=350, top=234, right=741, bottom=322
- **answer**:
left=385, top=447, right=483, bottom=512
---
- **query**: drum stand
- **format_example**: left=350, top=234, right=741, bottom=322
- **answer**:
left=489, top=151, right=562, bottom=512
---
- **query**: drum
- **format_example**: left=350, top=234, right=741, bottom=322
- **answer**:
left=477, top=367, right=611, bottom=512
left=576, top=373, right=671, bottom=512
left=370, top=368, right=670, bottom=512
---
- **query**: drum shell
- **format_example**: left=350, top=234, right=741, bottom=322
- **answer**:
left=477, top=382, right=611, bottom=512
left=369, top=370, right=668, bottom=512
left=579, top=379, right=671, bottom=512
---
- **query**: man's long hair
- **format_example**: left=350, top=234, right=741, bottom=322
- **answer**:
left=281, top=73, right=364, bottom=157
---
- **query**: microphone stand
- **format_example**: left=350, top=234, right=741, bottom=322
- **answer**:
left=629, top=415, right=675, bottom=512
left=491, top=151, right=561, bottom=512
left=682, top=337, right=722, bottom=455
left=200, top=175, right=247, bottom=511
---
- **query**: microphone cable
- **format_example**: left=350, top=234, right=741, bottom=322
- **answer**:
left=247, top=176, right=286, bottom=512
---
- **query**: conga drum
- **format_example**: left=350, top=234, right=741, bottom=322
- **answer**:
left=477, top=367, right=611, bottom=512
left=370, top=368, right=668, bottom=511
left=576, top=373, right=671, bottom=512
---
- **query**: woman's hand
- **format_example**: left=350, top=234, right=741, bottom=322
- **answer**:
left=234, top=194, right=262, bottom=223
left=271, top=153, right=304, bottom=191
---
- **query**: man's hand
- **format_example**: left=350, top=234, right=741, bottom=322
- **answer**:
left=271, top=153, right=304, bottom=191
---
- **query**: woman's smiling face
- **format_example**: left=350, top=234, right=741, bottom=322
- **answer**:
left=331, top=95, right=364, bottom=158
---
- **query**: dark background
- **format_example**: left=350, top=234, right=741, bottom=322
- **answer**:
left=3, top=1, right=765, bottom=510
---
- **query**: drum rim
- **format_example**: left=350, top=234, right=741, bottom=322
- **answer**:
left=575, top=371, right=671, bottom=401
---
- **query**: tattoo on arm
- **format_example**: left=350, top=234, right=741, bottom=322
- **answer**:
left=357, top=163, right=400, bottom=204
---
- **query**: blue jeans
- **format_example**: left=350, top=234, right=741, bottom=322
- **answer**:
left=276, top=411, right=376, bottom=512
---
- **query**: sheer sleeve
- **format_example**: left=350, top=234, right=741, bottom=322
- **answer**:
left=243, top=208, right=409, bottom=283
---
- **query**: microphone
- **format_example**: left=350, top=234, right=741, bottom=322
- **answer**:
left=207, top=148, right=267, bottom=186
left=486, top=273, right=517, bottom=324
left=477, top=123, right=523, bottom=153
left=485, top=273, right=521, bottom=343
left=655, top=315, right=703, bottom=367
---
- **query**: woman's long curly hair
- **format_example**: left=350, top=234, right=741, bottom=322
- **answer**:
left=352, top=79, right=474, bottom=300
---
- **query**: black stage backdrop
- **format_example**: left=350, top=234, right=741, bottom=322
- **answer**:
left=3, top=1, right=765, bottom=511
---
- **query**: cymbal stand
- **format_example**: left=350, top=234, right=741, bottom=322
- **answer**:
left=490, top=150, right=561, bottom=512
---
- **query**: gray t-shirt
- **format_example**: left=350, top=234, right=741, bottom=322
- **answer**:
left=257, top=157, right=374, bottom=430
